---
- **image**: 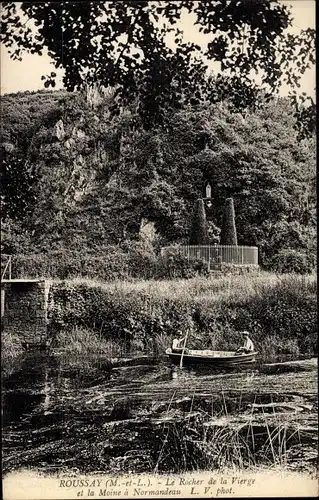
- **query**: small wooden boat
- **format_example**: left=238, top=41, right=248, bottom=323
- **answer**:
left=166, top=348, right=257, bottom=367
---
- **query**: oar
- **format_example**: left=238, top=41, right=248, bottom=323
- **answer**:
left=179, top=328, right=190, bottom=369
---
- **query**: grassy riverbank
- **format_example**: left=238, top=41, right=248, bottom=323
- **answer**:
left=47, top=272, right=317, bottom=359
left=1, top=273, right=317, bottom=365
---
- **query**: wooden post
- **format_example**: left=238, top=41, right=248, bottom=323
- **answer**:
left=180, top=328, right=190, bottom=369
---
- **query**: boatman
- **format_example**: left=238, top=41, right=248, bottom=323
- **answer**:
left=236, top=331, right=254, bottom=354
left=172, top=336, right=186, bottom=351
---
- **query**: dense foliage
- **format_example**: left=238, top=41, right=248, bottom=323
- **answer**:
left=48, top=275, right=317, bottom=357
left=11, top=246, right=211, bottom=281
left=1, top=2, right=316, bottom=273
left=0, top=1, right=315, bottom=133
left=0, top=89, right=316, bottom=270
left=1, top=90, right=66, bottom=220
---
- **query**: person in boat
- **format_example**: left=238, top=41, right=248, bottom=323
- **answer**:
left=172, top=336, right=186, bottom=352
left=236, top=331, right=254, bottom=354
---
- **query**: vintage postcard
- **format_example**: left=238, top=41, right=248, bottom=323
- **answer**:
left=1, top=1, right=317, bottom=499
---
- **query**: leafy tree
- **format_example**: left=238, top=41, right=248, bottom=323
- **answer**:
left=1, top=1, right=315, bottom=131
left=267, top=248, right=313, bottom=274
left=165, top=99, right=315, bottom=262
left=0, top=90, right=316, bottom=269
left=207, top=220, right=221, bottom=245
left=189, top=198, right=208, bottom=245
left=0, top=153, right=35, bottom=221
left=220, top=198, right=238, bottom=246
left=0, top=90, right=66, bottom=222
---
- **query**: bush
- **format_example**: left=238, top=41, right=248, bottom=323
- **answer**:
left=215, top=263, right=260, bottom=275
left=159, top=251, right=209, bottom=279
left=1, top=331, right=25, bottom=378
left=12, top=246, right=211, bottom=281
left=267, top=249, right=313, bottom=274
left=13, top=247, right=131, bottom=280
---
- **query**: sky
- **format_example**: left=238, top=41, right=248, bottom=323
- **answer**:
left=0, top=1, right=316, bottom=97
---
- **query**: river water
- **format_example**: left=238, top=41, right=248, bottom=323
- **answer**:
left=2, top=353, right=318, bottom=476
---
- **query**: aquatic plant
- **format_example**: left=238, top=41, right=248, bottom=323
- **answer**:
left=151, top=391, right=312, bottom=473
left=2, top=360, right=316, bottom=476
left=1, top=331, right=25, bottom=378
left=54, top=327, right=124, bottom=358
left=1, top=330, right=24, bottom=359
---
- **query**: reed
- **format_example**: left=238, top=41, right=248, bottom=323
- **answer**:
left=54, top=327, right=124, bottom=357
left=1, top=330, right=24, bottom=359
left=1, top=331, right=25, bottom=378
left=152, top=391, right=306, bottom=472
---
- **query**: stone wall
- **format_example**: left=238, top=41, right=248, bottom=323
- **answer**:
left=1, top=280, right=50, bottom=348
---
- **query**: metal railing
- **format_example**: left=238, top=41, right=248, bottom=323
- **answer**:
left=161, top=245, right=258, bottom=266
left=1, top=254, right=12, bottom=280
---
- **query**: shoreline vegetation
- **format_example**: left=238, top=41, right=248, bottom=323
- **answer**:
left=2, top=272, right=317, bottom=368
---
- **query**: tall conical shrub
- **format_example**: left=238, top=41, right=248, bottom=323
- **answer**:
left=220, top=197, right=238, bottom=245
left=189, top=198, right=209, bottom=245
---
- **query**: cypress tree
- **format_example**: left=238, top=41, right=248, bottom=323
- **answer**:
left=189, top=198, right=209, bottom=245
left=220, top=197, right=238, bottom=245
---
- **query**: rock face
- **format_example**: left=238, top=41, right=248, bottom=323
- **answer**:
left=2, top=142, right=15, bottom=153
left=54, top=119, right=65, bottom=140
left=139, top=218, right=156, bottom=246
left=49, top=119, right=101, bottom=205
left=86, top=84, right=116, bottom=109
left=86, top=84, right=104, bottom=108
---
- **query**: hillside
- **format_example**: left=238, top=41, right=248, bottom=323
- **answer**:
left=1, top=89, right=316, bottom=271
